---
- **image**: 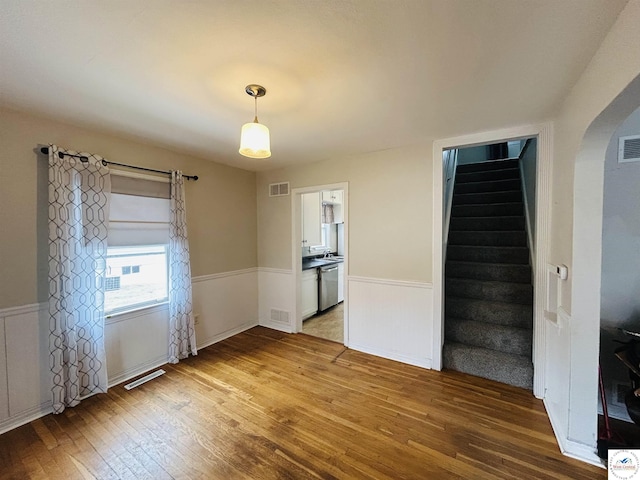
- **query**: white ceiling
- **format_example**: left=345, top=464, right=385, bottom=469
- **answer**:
left=0, top=1, right=628, bottom=171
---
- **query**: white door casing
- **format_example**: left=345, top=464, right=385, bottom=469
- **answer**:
left=432, top=123, right=553, bottom=400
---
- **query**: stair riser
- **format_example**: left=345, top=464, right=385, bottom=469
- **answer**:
left=455, top=168, right=520, bottom=184
left=445, top=297, right=532, bottom=328
left=447, top=246, right=529, bottom=264
left=446, top=279, right=533, bottom=304
left=451, top=203, right=523, bottom=217
left=455, top=179, right=521, bottom=195
left=448, top=231, right=527, bottom=247
left=453, top=191, right=522, bottom=205
left=443, top=343, right=533, bottom=389
left=446, top=262, right=531, bottom=283
left=456, top=159, right=519, bottom=174
left=449, top=216, right=524, bottom=231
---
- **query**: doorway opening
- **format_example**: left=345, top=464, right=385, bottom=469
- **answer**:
left=432, top=123, right=552, bottom=399
left=291, top=183, right=349, bottom=345
left=597, top=105, right=640, bottom=454
left=441, top=139, right=537, bottom=389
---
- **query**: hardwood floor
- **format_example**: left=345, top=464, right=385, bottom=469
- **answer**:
left=0, top=327, right=604, bottom=479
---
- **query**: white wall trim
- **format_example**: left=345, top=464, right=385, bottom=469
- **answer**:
left=108, top=354, right=169, bottom=388
left=258, top=267, right=293, bottom=275
left=557, top=306, right=570, bottom=331
left=348, top=342, right=433, bottom=370
left=0, top=302, right=45, bottom=317
left=0, top=401, right=52, bottom=436
left=544, top=398, right=605, bottom=469
left=432, top=122, right=551, bottom=402
left=347, top=275, right=432, bottom=289
left=192, top=267, right=258, bottom=283
left=106, top=302, right=169, bottom=325
left=197, top=320, right=258, bottom=350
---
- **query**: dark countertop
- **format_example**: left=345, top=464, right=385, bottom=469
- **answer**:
left=302, top=257, right=344, bottom=270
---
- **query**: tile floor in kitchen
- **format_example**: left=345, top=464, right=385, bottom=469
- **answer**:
left=302, top=302, right=344, bottom=343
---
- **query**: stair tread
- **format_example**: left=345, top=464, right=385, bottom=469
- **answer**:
left=445, top=296, right=534, bottom=307
left=455, top=178, right=520, bottom=187
left=456, top=167, right=519, bottom=177
left=445, top=317, right=532, bottom=356
left=449, top=215, right=524, bottom=220
left=454, top=190, right=521, bottom=196
left=447, top=277, right=532, bottom=287
left=446, top=317, right=532, bottom=333
left=456, top=159, right=519, bottom=173
left=448, top=245, right=529, bottom=251
left=444, top=341, right=531, bottom=361
left=443, top=342, right=533, bottom=389
left=446, top=260, right=531, bottom=267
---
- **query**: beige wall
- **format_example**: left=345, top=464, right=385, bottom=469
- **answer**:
left=551, top=0, right=640, bottom=312
left=0, top=107, right=257, bottom=309
left=543, top=0, right=640, bottom=449
left=257, top=145, right=433, bottom=283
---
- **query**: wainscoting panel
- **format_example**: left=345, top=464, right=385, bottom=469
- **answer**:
left=0, top=268, right=259, bottom=434
left=0, top=303, right=51, bottom=434
left=192, top=268, right=259, bottom=348
left=258, top=268, right=294, bottom=333
left=105, top=305, right=170, bottom=388
left=0, top=315, right=9, bottom=422
left=347, top=276, right=433, bottom=369
left=542, top=307, right=600, bottom=466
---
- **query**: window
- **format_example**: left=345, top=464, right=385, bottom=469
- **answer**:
left=105, top=245, right=169, bottom=314
left=106, top=174, right=172, bottom=316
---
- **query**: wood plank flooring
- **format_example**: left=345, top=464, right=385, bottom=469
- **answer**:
left=0, top=326, right=605, bottom=479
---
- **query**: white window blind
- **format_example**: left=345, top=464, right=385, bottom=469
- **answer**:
left=108, top=172, right=171, bottom=246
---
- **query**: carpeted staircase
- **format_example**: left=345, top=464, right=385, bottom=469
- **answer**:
left=443, top=158, right=533, bottom=389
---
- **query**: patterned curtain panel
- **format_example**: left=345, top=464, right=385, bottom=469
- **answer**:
left=168, top=171, right=197, bottom=363
left=48, top=144, right=111, bottom=414
left=322, top=203, right=334, bottom=224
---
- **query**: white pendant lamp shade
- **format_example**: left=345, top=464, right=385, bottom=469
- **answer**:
left=239, top=119, right=271, bottom=158
left=239, top=84, right=271, bottom=159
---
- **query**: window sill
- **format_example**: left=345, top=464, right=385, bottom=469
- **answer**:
left=105, top=302, right=169, bottom=325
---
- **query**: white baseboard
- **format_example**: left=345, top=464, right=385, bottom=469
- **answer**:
left=544, top=398, right=605, bottom=469
left=108, top=354, right=169, bottom=388
left=0, top=401, right=52, bottom=435
left=259, top=318, right=293, bottom=333
left=197, top=320, right=259, bottom=349
left=348, top=342, right=432, bottom=369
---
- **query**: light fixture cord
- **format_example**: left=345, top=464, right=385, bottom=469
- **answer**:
left=254, top=96, right=259, bottom=123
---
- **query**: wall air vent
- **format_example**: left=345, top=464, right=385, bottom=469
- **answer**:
left=618, top=135, right=640, bottom=163
left=269, top=182, right=290, bottom=197
left=270, top=308, right=290, bottom=325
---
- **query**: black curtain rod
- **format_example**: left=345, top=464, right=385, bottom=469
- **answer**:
left=40, top=147, right=198, bottom=181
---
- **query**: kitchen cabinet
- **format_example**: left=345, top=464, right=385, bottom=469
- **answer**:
left=338, top=262, right=345, bottom=303
left=322, top=190, right=343, bottom=205
left=302, top=192, right=322, bottom=247
left=301, top=268, right=319, bottom=319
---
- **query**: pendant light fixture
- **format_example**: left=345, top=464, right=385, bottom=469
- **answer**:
left=239, top=84, right=271, bottom=158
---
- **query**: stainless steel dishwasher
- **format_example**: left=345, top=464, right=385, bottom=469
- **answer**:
left=319, top=265, right=339, bottom=311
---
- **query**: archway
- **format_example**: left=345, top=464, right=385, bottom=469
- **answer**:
left=567, top=74, right=640, bottom=457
